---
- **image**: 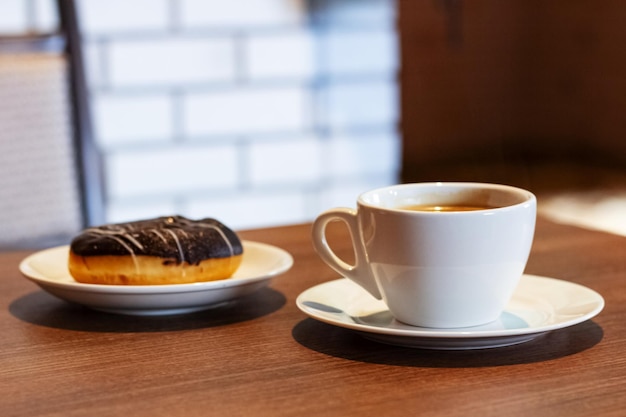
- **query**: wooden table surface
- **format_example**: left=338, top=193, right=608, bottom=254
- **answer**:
left=1, top=218, right=625, bottom=417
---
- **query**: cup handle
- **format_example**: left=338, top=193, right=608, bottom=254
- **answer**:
left=311, top=208, right=382, bottom=299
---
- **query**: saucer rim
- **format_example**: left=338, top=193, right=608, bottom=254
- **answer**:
left=19, top=241, right=293, bottom=294
left=18, top=241, right=293, bottom=315
left=295, top=274, right=605, bottom=340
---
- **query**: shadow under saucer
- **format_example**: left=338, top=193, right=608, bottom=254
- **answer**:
left=291, top=318, right=603, bottom=368
left=10, top=287, right=286, bottom=333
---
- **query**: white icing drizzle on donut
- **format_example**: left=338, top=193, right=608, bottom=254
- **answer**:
left=77, top=217, right=238, bottom=276
left=83, top=227, right=145, bottom=251
left=163, top=228, right=185, bottom=264
left=165, top=216, right=236, bottom=258
left=81, top=227, right=144, bottom=273
left=194, top=223, right=235, bottom=257
left=149, top=229, right=169, bottom=245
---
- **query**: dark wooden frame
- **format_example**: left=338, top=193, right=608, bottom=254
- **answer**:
left=57, top=0, right=105, bottom=227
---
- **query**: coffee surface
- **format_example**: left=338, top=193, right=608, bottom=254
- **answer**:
left=398, top=204, right=498, bottom=212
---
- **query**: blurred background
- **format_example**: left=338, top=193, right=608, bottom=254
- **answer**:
left=2, top=0, right=626, bottom=246
left=0, top=0, right=400, bottom=231
left=399, top=0, right=626, bottom=236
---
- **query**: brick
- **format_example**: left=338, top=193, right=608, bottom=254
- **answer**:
left=105, top=199, right=179, bottom=224
left=326, top=132, right=400, bottom=177
left=248, top=136, right=322, bottom=186
left=0, top=0, right=26, bottom=33
left=77, top=0, right=169, bottom=34
left=82, top=42, right=105, bottom=88
left=320, top=28, right=398, bottom=75
left=246, top=30, right=315, bottom=80
left=109, top=37, right=236, bottom=87
left=180, top=0, right=306, bottom=28
left=33, top=0, right=57, bottom=32
left=184, top=87, right=309, bottom=136
left=322, top=80, right=398, bottom=129
left=310, top=0, right=396, bottom=26
left=5, top=0, right=402, bottom=231
left=185, top=191, right=309, bottom=230
left=93, top=93, right=173, bottom=146
left=106, top=145, right=239, bottom=198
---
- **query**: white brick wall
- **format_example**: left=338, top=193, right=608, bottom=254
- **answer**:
left=2, top=0, right=401, bottom=230
left=248, top=136, right=323, bottom=186
left=109, top=37, right=236, bottom=87
left=78, top=0, right=169, bottom=34
left=246, top=30, right=315, bottom=80
left=320, top=28, right=398, bottom=75
left=179, top=0, right=306, bottom=28
left=0, top=0, right=28, bottom=32
left=184, top=86, right=310, bottom=137
left=326, top=132, right=400, bottom=178
left=0, top=0, right=57, bottom=33
left=94, top=93, right=173, bottom=145
left=186, top=191, right=311, bottom=230
left=322, top=80, right=398, bottom=130
left=107, top=144, right=239, bottom=199
left=310, top=0, right=396, bottom=25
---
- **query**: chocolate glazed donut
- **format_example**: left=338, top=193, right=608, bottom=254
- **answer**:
left=68, top=216, right=243, bottom=285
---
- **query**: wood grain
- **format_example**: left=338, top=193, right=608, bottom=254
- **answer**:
left=1, top=218, right=625, bottom=416
left=399, top=0, right=626, bottom=191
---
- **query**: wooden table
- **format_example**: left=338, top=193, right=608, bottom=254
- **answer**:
left=1, top=218, right=625, bottom=417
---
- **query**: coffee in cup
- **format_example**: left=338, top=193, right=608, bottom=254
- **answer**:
left=311, top=182, right=536, bottom=328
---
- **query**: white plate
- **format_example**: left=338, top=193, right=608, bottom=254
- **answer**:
left=20, top=241, right=293, bottom=316
left=296, top=275, right=604, bottom=350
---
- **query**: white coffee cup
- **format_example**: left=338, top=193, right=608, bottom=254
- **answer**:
left=311, top=182, right=536, bottom=328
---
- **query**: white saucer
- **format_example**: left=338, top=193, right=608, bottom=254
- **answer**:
left=296, top=275, right=604, bottom=350
left=20, top=241, right=293, bottom=316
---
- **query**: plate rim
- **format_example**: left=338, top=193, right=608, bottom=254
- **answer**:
left=296, top=274, right=605, bottom=340
left=19, top=240, right=293, bottom=295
